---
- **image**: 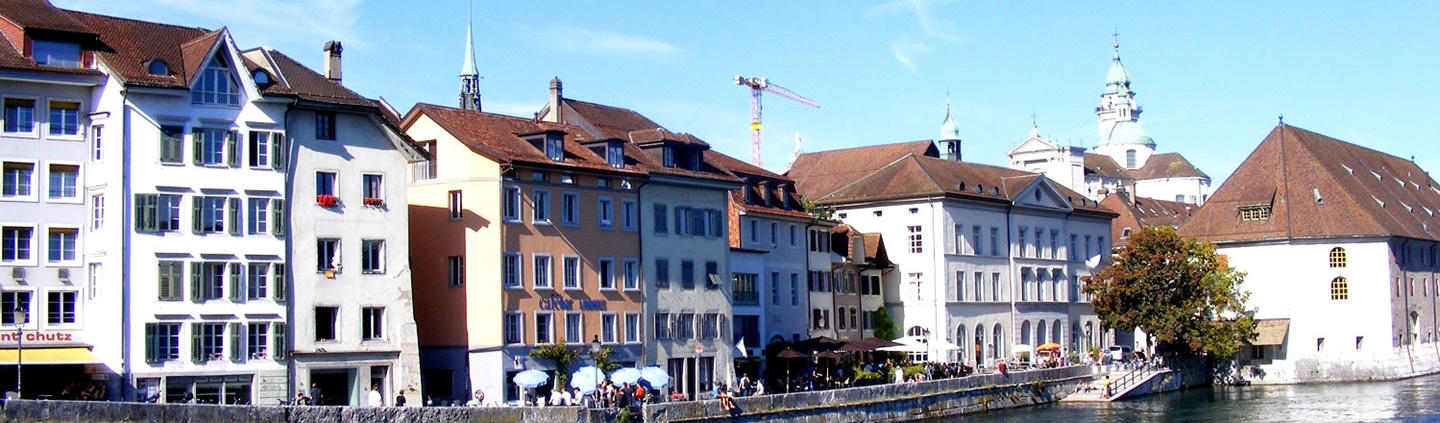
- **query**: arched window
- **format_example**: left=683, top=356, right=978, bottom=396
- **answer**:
left=907, top=326, right=925, bottom=337
left=1331, top=277, right=1349, bottom=300
left=146, top=59, right=170, bottom=76
left=1053, top=321, right=1062, bottom=347
left=956, top=326, right=968, bottom=363
left=974, top=324, right=986, bottom=366
left=1125, top=149, right=1137, bottom=168
left=1329, top=247, right=1346, bottom=268
left=993, top=325, right=1004, bottom=359
left=836, top=307, right=846, bottom=330
left=1037, top=320, right=1048, bottom=345
left=1021, top=321, right=1032, bottom=346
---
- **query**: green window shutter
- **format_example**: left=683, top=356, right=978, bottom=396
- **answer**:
left=192, top=197, right=203, bottom=234
left=272, top=199, right=285, bottom=236
left=135, top=194, right=146, bottom=230
left=274, top=263, right=287, bottom=302
left=274, top=322, right=288, bottom=360
left=226, top=130, right=239, bottom=167
left=228, top=262, right=243, bottom=302
left=192, top=131, right=203, bottom=165
left=158, top=262, right=170, bottom=301
left=229, top=322, right=242, bottom=362
left=143, top=195, right=157, bottom=232
left=191, top=323, right=203, bottom=362
left=144, top=323, right=158, bottom=363
left=227, top=197, right=241, bottom=235
left=272, top=133, right=286, bottom=171
left=190, top=262, right=202, bottom=302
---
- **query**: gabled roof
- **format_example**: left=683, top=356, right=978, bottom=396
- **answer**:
left=0, top=0, right=93, bottom=35
left=403, top=103, right=646, bottom=176
left=553, top=96, right=739, bottom=184
left=1083, top=153, right=1130, bottom=179
left=263, top=49, right=373, bottom=107
left=1132, top=153, right=1209, bottom=180
left=65, top=9, right=208, bottom=88
left=1101, top=191, right=1197, bottom=246
left=831, top=224, right=893, bottom=269
left=0, top=1, right=105, bottom=76
left=787, top=140, right=937, bottom=199
left=552, top=98, right=665, bottom=141
left=710, top=150, right=811, bottom=220
left=1178, top=124, right=1440, bottom=243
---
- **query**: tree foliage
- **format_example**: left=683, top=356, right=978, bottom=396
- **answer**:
left=1083, top=226, right=1256, bottom=357
left=530, top=342, right=580, bottom=389
left=871, top=306, right=899, bottom=341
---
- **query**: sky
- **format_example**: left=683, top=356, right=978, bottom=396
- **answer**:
left=53, top=0, right=1440, bottom=187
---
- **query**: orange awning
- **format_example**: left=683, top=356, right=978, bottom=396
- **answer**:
left=0, top=347, right=102, bottom=365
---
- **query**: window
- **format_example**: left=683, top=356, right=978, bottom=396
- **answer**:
left=770, top=222, right=778, bottom=245
left=561, top=192, right=579, bottom=225
left=699, top=313, right=719, bottom=340
left=533, top=255, right=552, bottom=288
left=768, top=272, right=780, bottom=305
left=992, top=272, right=1001, bottom=302
left=1329, top=247, right=1346, bottom=268
left=362, top=174, right=383, bottom=205
left=195, top=128, right=229, bottom=165
left=654, top=312, right=671, bottom=340
left=1050, top=231, right=1059, bottom=259
left=317, top=238, right=340, bottom=272
left=790, top=225, right=799, bottom=246
left=565, top=312, right=582, bottom=343
left=273, top=263, right=287, bottom=302
left=193, top=322, right=224, bottom=361
left=733, top=273, right=758, bottom=305
left=448, top=190, right=462, bottom=220
left=144, top=323, right=181, bottom=362
left=624, top=313, right=639, bottom=343
left=247, top=198, right=270, bottom=234
left=315, top=112, right=336, bottom=140
left=1331, top=277, right=1349, bottom=300
left=46, top=291, right=76, bottom=325
left=315, top=171, right=337, bottom=197
left=0, top=291, right=30, bottom=326
left=3, top=98, right=36, bottom=134
left=159, top=125, right=184, bottom=164
left=601, top=314, right=618, bottom=343
left=681, top=260, right=695, bottom=290
left=193, top=54, right=240, bottom=105
left=47, top=100, right=80, bottom=136
left=90, top=194, right=104, bottom=230
left=31, top=39, right=81, bottom=66
left=533, top=189, right=551, bottom=223
left=545, top=136, right=564, bottom=162
left=705, top=261, right=720, bottom=290
left=362, top=240, right=385, bottom=274
left=1018, top=230, right=1027, bottom=258
left=195, top=196, right=227, bottom=233
left=662, top=146, right=676, bottom=167
left=1125, top=149, right=1137, bottom=168
left=46, top=227, right=76, bottom=263
left=504, top=312, right=523, bottom=344
left=2, top=162, right=33, bottom=197
left=562, top=256, right=581, bottom=289
left=622, top=259, right=639, bottom=290
left=91, top=125, right=103, bottom=161
left=655, top=259, right=669, bottom=289
left=503, top=186, right=521, bottom=221
left=908, top=226, right=923, bottom=253
left=156, top=261, right=184, bottom=301
left=247, top=322, right=270, bottom=360
left=362, top=307, right=385, bottom=340
left=606, top=142, right=625, bottom=168
left=674, top=313, right=695, bottom=339
left=597, top=259, right=617, bottom=289
left=535, top=312, right=554, bottom=344
left=1, top=227, right=32, bottom=262
left=246, top=263, right=269, bottom=300
left=990, top=227, right=999, bottom=256
left=837, top=307, right=846, bottom=330
left=653, top=204, right=668, bottom=234
left=531, top=171, right=547, bottom=182
left=621, top=199, right=637, bottom=230
left=1239, top=206, right=1272, bottom=221
left=314, top=306, right=338, bottom=341
left=598, top=197, right=614, bottom=229
left=448, top=256, right=465, bottom=287
left=974, top=272, right=983, bottom=301
left=955, top=271, right=965, bottom=301
left=791, top=274, right=799, bottom=305
left=503, top=253, right=521, bottom=288
left=192, top=262, right=227, bottom=301
left=247, top=131, right=271, bottom=167
left=749, top=220, right=758, bottom=243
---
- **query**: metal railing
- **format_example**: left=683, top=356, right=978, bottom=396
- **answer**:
left=1108, top=360, right=1163, bottom=398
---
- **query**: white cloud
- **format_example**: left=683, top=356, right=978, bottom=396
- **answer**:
left=55, top=0, right=365, bottom=50
left=891, top=38, right=931, bottom=73
left=872, top=0, right=962, bottom=72
left=537, top=26, right=677, bottom=57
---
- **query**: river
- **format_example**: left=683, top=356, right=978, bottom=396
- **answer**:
left=961, top=373, right=1440, bottom=422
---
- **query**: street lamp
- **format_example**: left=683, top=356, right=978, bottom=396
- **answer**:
left=12, top=306, right=25, bottom=400
left=589, top=336, right=602, bottom=366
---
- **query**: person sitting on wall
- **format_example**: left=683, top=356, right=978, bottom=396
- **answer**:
left=717, top=383, right=735, bottom=412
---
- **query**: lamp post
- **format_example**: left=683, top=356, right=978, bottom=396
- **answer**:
left=12, top=306, right=25, bottom=400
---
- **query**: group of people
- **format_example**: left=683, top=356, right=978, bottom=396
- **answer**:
left=57, top=380, right=107, bottom=401
left=545, top=380, right=649, bottom=410
left=291, top=383, right=407, bottom=407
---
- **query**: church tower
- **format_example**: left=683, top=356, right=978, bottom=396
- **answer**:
left=938, top=95, right=962, bottom=161
left=1093, top=30, right=1155, bottom=169
left=458, top=2, right=482, bottom=111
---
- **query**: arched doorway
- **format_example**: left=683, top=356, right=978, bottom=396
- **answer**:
left=1053, top=321, right=1063, bottom=349
left=974, top=324, right=985, bottom=366
left=1021, top=321, right=1031, bottom=346
left=956, top=326, right=968, bottom=364
left=992, top=325, right=1004, bottom=360
left=1037, top=320, right=1047, bottom=345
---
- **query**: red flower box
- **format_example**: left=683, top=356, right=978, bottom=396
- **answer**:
left=363, top=197, right=384, bottom=206
left=316, top=194, right=338, bottom=207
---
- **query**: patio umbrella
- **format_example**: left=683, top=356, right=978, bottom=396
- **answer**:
left=815, top=351, right=843, bottom=360
left=861, top=338, right=904, bottom=349
left=513, top=369, right=550, bottom=389
left=571, top=366, right=605, bottom=394
left=641, top=366, right=671, bottom=388
left=1037, top=342, right=1062, bottom=352
left=836, top=342, right=872, bottom=353
left=610, top=367, right=643, bottom=385
left=776, top=348, right=809, bottom=393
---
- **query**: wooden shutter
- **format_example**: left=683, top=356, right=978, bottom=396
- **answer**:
left=228, top=262, right=242, bottom=302
left=189, top=262, right=202, bottom=302
left=227, top=197, right=241, bottom=235
left=192, top=197, right=203, bottom=233
left=158, top=262, right=171, bottom=300
left=229, top=322, right=242, bottom=362
left=192, top=131, right=203, bottom=165
left=226, top=130, right=239, bottom=167
left=273, top=263, right=287, bottom=302
left=134, top=194, right=146, bottom=230
left=271, top=199, right=285, bottom=236
left=191, top=322, right=203, bottom=362
left=271, top=133, right=286, bottom=171
left=273, top=322, right=288, bottom=360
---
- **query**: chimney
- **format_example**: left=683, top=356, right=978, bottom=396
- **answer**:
left=323, top=41, right=343, bottom=83
left=544, top=77, right=563, bottom=123
left=851, top=233, right=865, bottom=264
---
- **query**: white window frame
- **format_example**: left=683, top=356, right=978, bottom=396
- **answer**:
left=44, top=225, right=79, bottom=265
left=533, top=254, right=553, bottom=289
left=598, top=257, right=616, bottom=290
left=1, top=160, right=37, bottom=201
left=621, top=198, right=637, bottom=231
left=624, top=312, right=640, bottom=344
left=362, top=173, right=384, bottom=205
left=361, top=239, right=385, bottom=274
left=563, top=256, right=582, bottom=290
left=90, top=193, right=104, bottom=230
left=502, top=186, right=521, bottom=222
left=535, top=312, right=554, bottom=344
left=361, top=307, right=385, bottom=341
left=317, top=238, right=340, bottom=273
left=2, top=96, right=38, bottom=137
left=45, top=162, right=80, bottom=202
left=247, top=131, right=271, bottom=168
left=502, top=252, right=521, bottom=288
left=43, top=289, right=79, bottom=328
left=564, top=311, right=583, bottom=344
left=246, top=262, right=270, bottom=300
left=45, top=99, right=83, bottom=139
left=622, top=258, right=639, bottom=291
left=1, top=225, right=37, bottom=265
left=597, top=196, right=614, bottom=229
left=197, top=128, right=228, bottom=165
left=533, top=189, right=551, bottom=224
left=193, top=54, right=240, bottom=106
left=447, top=190, right=462, bottom=220
left=505, top=311, right=524, bottom=345
left=447, top=255, right=465, bottom=288
left=561, top=191, right=579, bottom=226
left=601, top=313, right=618, bottom=344
left=247, top=198, right=270, bottom=235
left=90, top=125, right=103, bottom=161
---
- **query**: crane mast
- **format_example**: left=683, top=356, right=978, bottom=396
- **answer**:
left=734, top=75, right=818, bottom=167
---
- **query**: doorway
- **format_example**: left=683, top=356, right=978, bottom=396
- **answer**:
left=310, top=368, right=354, bottom=406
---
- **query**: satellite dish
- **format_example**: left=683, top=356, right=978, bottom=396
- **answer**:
left=1085, top=254, right=1104, bottom=271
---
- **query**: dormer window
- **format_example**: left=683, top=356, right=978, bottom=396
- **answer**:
left=662, top=146, right=676, bottom=168
left=193, top=53, right=239, bottom=105
left=1238, top=205, right=1271, bottom=221
left=32, top=40, right=81, bottom=67
left=146, top=59, right=170, bottom=76
left=252, top=69, right=272, bottom=87
left=545, top=135, right=564, bottom=162
left=606, top=142, right=624, bottom=168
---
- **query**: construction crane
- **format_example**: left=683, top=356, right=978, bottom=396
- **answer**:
left=734, top=75, right=818, bottom=167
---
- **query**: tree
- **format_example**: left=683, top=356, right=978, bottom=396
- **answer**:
left=530, top=342, right=580, bottom=389
left=871, top=306, right=899, bottom=341
left=1083, top=226, right=1256, bottom=357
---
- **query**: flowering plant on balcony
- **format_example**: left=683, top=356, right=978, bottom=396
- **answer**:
left=316, top=194, right=338, bottom=207
left=363, top=197, right=384, bottom=206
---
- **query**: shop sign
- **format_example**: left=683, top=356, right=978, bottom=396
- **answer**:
left=0, top=331, right=80, bottom=344
left=538, top=296, right=607, bottom=311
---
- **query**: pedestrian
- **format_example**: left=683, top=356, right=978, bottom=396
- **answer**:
left=308, top=383, right=323, bottom=406
left=395, top=391, right=407, bottom=407
left=367, top=384, right=383, bottom=407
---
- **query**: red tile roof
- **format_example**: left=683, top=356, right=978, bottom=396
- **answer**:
left=403, top=103, right=646, bottom=176
left=1132, top=153, right=1209, bottom=180
left=65, top=9, right=209, bottom=88
left=1083, top=154, right=1129, bottom=179
left=0, top=0, right=95, bottom=35
left=263, top=48, right=374, bottom=107
left=554, top=96, right=739, bottom=184
left=786, top=140, right=937, bottom=199
left=560, top=98, right=665, bottom=141
left=1178, top=124, right=1440, bottom=243
left=1100, top=191, right=1197, bottom=246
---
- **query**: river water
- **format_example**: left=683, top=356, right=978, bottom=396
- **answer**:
left=961, top=373, right=1440, bottom=422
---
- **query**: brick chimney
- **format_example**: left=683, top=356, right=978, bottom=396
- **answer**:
left=323, top=41, right=343, bottom=83
left=543, top=77, right=563, bottom=122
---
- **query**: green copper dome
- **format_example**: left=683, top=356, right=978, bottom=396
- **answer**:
left=939, top=110, right=961, bottom=141
left=1104, top=54, right=1130, bottom=95
left=1101, top=120, right=1154, bottom=147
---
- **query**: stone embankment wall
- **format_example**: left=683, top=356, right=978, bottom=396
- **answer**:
left=1117, top=357, right=1211, bottom=399
left=0, top=401, right=613, bottom=423
left=644, top=366, right=1092, bottom=423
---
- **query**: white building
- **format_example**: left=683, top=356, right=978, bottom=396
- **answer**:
left=1008, top=42, right=1211, bottom=206
left=1179, top=124, right=1440, bottom=384
left=790, top=139, right=1115, bottom=367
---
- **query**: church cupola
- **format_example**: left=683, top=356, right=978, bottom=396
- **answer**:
left=1095, top=30, right=1153, bottom=149
left=938, top=95, right=962, bottom=161
left=458, top=2, right=482, bottom=111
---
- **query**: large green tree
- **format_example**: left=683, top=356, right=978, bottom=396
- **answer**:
left=1083, top=226, right=1256, bottom=357
left=871, top=307, right=899, bottom=341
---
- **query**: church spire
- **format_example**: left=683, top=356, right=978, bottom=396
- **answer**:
left=459, top=0, right=482, bottom=111
left=938, top=91, right=961, bottom=161
left=1095, top=28, right=1152, bottom=149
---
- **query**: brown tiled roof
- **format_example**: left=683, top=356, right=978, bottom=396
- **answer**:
left=557, top=96, right=739, bottom=185
left=1083, top=153, right=1129, bottom=179
left=0, top=0, right=94, bottom=35
left=707, top=149, right=783, bottom=180
left=786, top=140, right=937, bottom=199
left=66, top=9, right=208, bottom=88
left=0, top=2, right=105, bottom=76
left=1101, top=192, right=1197, bottom=246
left=403, top=103, right=646, bottom=176
left=1178, top=124, right=1440, bottom=243
left=1132, top=153, right=1209, bottom=180
left=561, top=98, right=665, bottom=140
left=264, top=49, right=373, bottom=107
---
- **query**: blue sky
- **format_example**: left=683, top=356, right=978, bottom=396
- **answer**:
left=55, top=0, right=1440, bottom=185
